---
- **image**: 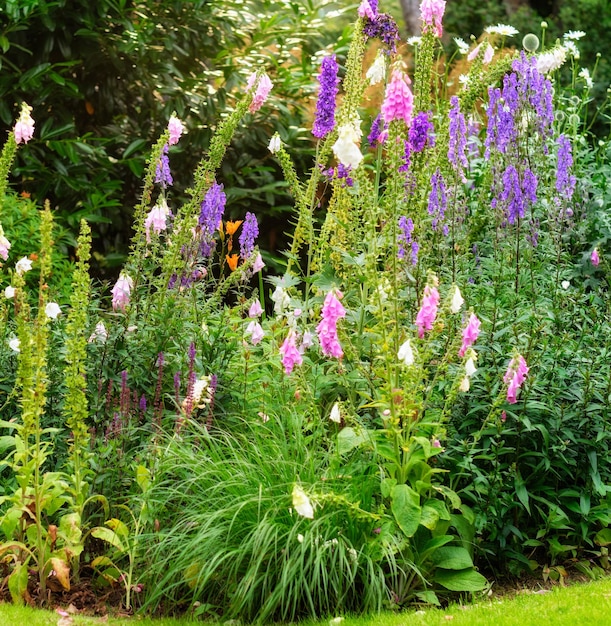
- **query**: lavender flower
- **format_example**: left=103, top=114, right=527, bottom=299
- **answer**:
left=155, top=143, right=173, bottom=187
left=398, top=216, right=414, bottom=260
left=239, top=212, right=259, bottom=259
left=428, top=168, right=447, bottom=233
left=501, top=165, right=523, bottom=224
left=363, top=13, right=400, bottom=53
left=398, top=140, right=411, bottom=173
left=368, top=113, right=385, bottom=147
left=409, top=111, right=434, bottom=152
left=448, top=96, right=467, bottom=174
left=199, top=182, right=226, bottom=256
left=313, top=55, right=339, bottom=139
left=556, top=134, right=576, bottom=199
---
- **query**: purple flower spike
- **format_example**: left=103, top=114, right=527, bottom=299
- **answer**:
left=155, top=143, right=173, bottom=188
left=239, top=212, right=259, bottom=259
left=313, top=55, right=339, bottom=139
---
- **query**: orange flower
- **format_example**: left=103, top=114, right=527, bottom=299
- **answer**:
left=226, top=254, right=239, bottom=271
left=224, top=220, right=243, bottom=236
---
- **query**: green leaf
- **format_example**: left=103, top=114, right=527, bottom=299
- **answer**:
left=8, top=562, right=29, bottom=604
left=430, top=546, right=474, bottom=570
left=337, top=427, right=371, bottom=455
left=514, top=471, right=530, bottom=514
left=433, top=567, right=488, bottom=591
left=595, top=528, right=611, bottom=547
left=91, top=526, right=125, bottom=552
left=136, top=465, right=151, bottom=493
left=420, top=504, right=440, bottom=530
left=391, top=484, right=421, bottom=538
left=415, top=590, right=440, bottom=605
left=105, top=518, right=129, bottom=541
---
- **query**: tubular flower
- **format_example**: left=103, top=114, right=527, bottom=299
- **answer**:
left=144, top=199, right=171, bottom=242
left=397, top=338, right=415, bottom=366
left=419, top=0, right=446, bottom=37
left=0, top=225, right=11, bottom=261
left=167, top=115, right=184, bottom=145
left=111, top=273, right=133, bottom=312
left=458, top=313, right=481, bottom=357
left=280, top=330, right=303, bottom=375
left=381, top=70, right=414, bottom=126
left=504, top=354, right=529, bottom=404
left=317, top=290, right=346, bottom=359
left=247, top=72, right=273, bottom=113
left=312, top=54, right=339, bottom=139
left=415, top=284, right=440, bottom=338
left=245, top=320, right=264, bottom=345
left=14, top=102, right=35, bottom=144
left=332, top=118, right=363, bottom=169
left=591, top=248, right=600, bottom=267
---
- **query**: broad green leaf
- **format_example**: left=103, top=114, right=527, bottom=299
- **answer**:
left=415, top=590, right=440, bottom=605
left=391, top=484, right=421, bottom=538
left=8, top=562, right=29, bottom=604
left=430, top=546, right=474, bottom=570
left=337, top=427, right=371, bottom=455
left=514, top=471, right=530, bottom=514
left=595, top=528, right=611, bottom=547
left=105, top=518, right=129, bottom=541
left=420, top=505, right=440, bottom=530
left=433, top=567, right=488, bottom=591
left=136, top=465, right=151, bottom=493
left=91, top=526, right=125, bottom=552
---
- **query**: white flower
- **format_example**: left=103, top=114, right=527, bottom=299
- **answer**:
left=563, top=40, right=580, bottom=59
left=459, top=376, right=470, bottom=392
left=268, top=134, right=281, bottom=154
left=88, top=321, right=108, bottom=343
left=8, top=337, right=20, bottom=352
left=258, top=411, right=270, bottom=423
left=485, top=24, right=519, bottom=37
left=366, top=52, right=386, bottom=86
left=332, top=119, right=363, bottom=170
left=271, top=285, right=290, bottom=316
left=458, top=74, right=471, bottom=87
left=561, top=280, right=570, bottom=290
left=454, top=37, right=470, bottom=55
left=465, top=356, right=477, bottom=378
left=579, top=68, right=594, bottom=89
left=329, top=618, right=345, bottom=626
left=397, top=339, right=415, bottom=366
left=536, top=46, right=567, bottom=74
left=192, top=377, right=211, bottom=408
left=292, top=484, right=314, bottom=519
left=4, top=285, right=15, bottom=299
left=406, top=36, right=422, bottom=46
left=15, top=256, right=33, bottom=275
left=297, top=533, right=304, bottom=543
left=564, top=30, right=586, bottom=41
left=45, top=302, right=61, bottom=319
left=450, top=285, right=464, bottom=314
left=329, top=402, right=341, bottom=423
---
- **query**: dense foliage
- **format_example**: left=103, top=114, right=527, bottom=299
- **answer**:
left=0, top=0, right=610, bottom=621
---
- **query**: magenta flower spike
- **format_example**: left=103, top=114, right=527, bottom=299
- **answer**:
left=280, top=330, right=303, bottom=375
left=419, top=0, right=446, bottom=37
left=504, top=355, right=529, bottom=404
left=381, top=70, right=414, bottom=126
left=459, top=313, right=481, bottom=357
left=415, top=284, right=440, bottom=338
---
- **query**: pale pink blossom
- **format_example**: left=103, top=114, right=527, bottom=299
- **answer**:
left=358, top=0, right=377, bottom=19
left=381, top=70, right=414, bottom=126
left=248, top=300, right=263, bottom=318
left=419, top=0, right=446, bottom=37
left=0, top=225, right=11, bottom=261
left=251, top=253, right=265, bottom=273
left=167, top=115, right=184, bottom=145
left=468, top=42, right=494, bottom=64
left=111, top=273, right=133, bottom=312
left=280, top=330, right=303, bottom=375
left=245, top=320, right=264, bottom=345
left=144, top=199, right=171, bottom=242
left=458, top=313, right=481, bottom=357
left=415, top=284, right=440, bottom=338
left=247, top=73, right=273, bottom=113
left=14, top=103, right=34, bottom=144
left=504, top=355, right=529, bottom=404
left=591, top=248, right=600, bottom=267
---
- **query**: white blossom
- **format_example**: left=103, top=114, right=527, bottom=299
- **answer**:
left=15, top=256, right=33, bottom=275
left=268, top=134, right=281, bottom=154
left=366, top=52, right=386, bottom=86
left=485, top=24, right=519, bottom=37
left=4, top=285, right=15, bottom=299
left=45, top=302, right=61, bottom=319
left=454, top=37, right=470, bottom=55
left=8, top=337, right=20, bottom=352
left=450, top=285, right=464, bottom=314
left=332, top=118, right=363, bottom=170
left=292, top=484, right=314, bottom=519
left=397, top=339, right=415, bottom=366
left=329, top=403, right=341, bottom=423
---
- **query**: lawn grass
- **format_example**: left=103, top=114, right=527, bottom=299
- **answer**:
left=2, top=577, right=611, bottom=625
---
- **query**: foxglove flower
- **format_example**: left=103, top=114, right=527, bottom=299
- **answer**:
left=398, top=338, right=415, bottom=366
left=239, top=212, right=258, bottom=259
left=247, top=72, right=273, bottom=113
left=248, top=300, right=263, bottom=318
left=332, top=119, right=363, bottom=170
left=450, top=285, right=464, bottom=314
left=4, top=285, right=15, bottom=299
left=415, top=284, right=440, bottom=338
left=168, top=115, right=184, bottom=145
left=591, top=248, right=600, bottom=267
left=504, top=354, right=529, bottom=404
left=88, top=321, right=108, bottom=343
left=9, top=337, right=20, bottom=352
left=468, top=42, right=494, bottom=63
left=271, top=285, right=290, bottom=316
left=381, top=70, right=413, bottom=126
left=358, top=0, right=378, bottom=19
left=458, top=313, right=481, bottom=357
left=0, top=225, right=11, bottom=261
left=15, top=256, right=32, bottom=275
left=252, top=253, right=265, bottom=273
left=280, top=330, right=303, bottom=375
left=313, top=55, right=339, bottom=138
left=245, top=320, right=264, bottom=345
left=292, top=484, right=314, bottom=519
left=317, top=290, right=346, bottom=358
left=144, top=199, right=171, bottom=242
left=111, top=273, right=133, bottom=312
left=14, top=103, right=34, bottom=144
left=366, top=51, right=386, bottom=85
left=419, top=0, right=446, bottom=37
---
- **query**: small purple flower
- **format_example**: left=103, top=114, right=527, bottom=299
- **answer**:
left=363, top=13, right=400, bottom=53
left=448, top=96, right=467, bottom=174
left=239, top=212, right=259, bottom=259
left=398, top=140, right=411, bottom=173
left=556, top=134, right=576, bottom=200
left=428, top=168, right=447, bottom=233
left=199, top=182, right=226, bottom=257
left=368, top=114, right=385, bottom=147
left=398, top=216, right=414, bottom=261
left=409, top=111, right=434, bottom=152
left=155, top=143, right=173, bottom=188
left=313, top=55, right=340, bottom=139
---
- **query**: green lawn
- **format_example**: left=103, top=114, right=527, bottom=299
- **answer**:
left=2, top=578, right=611, bottom=625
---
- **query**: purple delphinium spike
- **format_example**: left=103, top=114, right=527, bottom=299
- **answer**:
left=398, top=216, right=414, bottom=260
left=500, top=165, right=523, bottom=225
left=448, top=96, right=467, bottom=174
left=398, top=140, right=411, bottom=173
left=363, top=13, right=400, bottom=53
left=368, top=114, right=385, bottom=147
left=313, top=55, right=340, bottom=139
left=428, top=168, right=447, bottom=233
left=199, top=182, right=226, bottom=257
left=409, top=111, right=434, bottom=152
left=239, top=212, right=259, bottom=259
left=556, top=134, right=576, bottom=200
left=155, top=143, right=173, bottom=188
